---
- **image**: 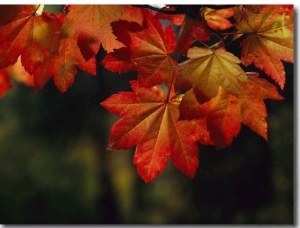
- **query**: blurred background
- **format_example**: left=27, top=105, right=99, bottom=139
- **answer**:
left=0, top=5, right=294, bottom=225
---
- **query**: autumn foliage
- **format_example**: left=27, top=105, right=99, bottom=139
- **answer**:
left=0, top=5, right=293, bottom=182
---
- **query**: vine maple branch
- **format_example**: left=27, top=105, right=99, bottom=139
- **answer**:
left=0, top=4, right=293, bottom=183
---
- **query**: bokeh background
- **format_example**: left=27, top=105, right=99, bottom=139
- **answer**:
left=0, top=5, right=294, bottom=224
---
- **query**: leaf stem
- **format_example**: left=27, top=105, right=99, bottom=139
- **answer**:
left=222, top=32, right=244, bottom=35
left=33, top=4, right=42, bottom=15
left=34, top=5, right=41, bottom=13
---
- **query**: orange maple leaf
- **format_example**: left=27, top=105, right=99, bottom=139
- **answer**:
left=238, top=76, right=284, bottom=139
left=179, top=76, right=283, bottom=149
left=176, top=47, right=247, bottom=103
left=0, top=5, right=61, bottom=70
left=101, top=80, right=211, bottom=182
left=61, top=5, right=144, bottom=60
left=203, top=7, right=234, bottom=30
left=234, top=5, right=294, bottom=89
left=206, top=87, right=242, bottom=149
left=48, top=37, right=96, bottom=92
left=102, top=9, right=177, bottom=88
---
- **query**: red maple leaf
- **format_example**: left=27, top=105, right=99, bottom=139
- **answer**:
left=206, top=88, right=242, bottom=149
left=179, top=88, right=212, bottom=121
left=48, top=37, right=96, bottom=92
left=177, top=16, right=211, bottom=55
left=61, top=5, right=144, bottom=60
left=234, top=5, right=294, bottom=89
left=179, top=76, right=283, bottom=149
left=0, top=5, right=25, bottom=25
left=101, top=80, right=211, bottom=182
left=0, top=5, right=61, bottom=71
left=102, top=9, right=177, bottom=87
left=0, top=5, right=76, bottom=91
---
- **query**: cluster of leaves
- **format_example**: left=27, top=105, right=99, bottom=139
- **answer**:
left=0, top=5, right=293, bottom=182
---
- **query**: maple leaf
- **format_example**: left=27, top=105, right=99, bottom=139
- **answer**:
left=178, top=89, right=214, bottom=146
left=0, top=5, right=24, bottom=25
left=0, top=5, right=44, bottom=25
left=234, top=5, right=294, bottom=89
left=179, top=88, right=212, bottom=120
left=176, top=47, right=247, bottom=103
left=203, top=7, right=234, bottom=30
left=206, top=87, right=242, bottom=149
left=0, top=5, right=61, bottom=71
left=101, top=80, right=210, bottom=182
left=238, top=76, right=284, bottom=139
left=208, top=77, right=283, bottom=149
left=29, top=50, right=56, bottom=90
left=48, top=37, right=96, bottom=92
left=102, top=9, right=177, bottom=87
left=61, top=5, right=144, bottom=60
left=177, top=16, right=210, bottom=55
left=101, top=20, right=142, bottom=74
left=179, top=76, right=283, bottom=149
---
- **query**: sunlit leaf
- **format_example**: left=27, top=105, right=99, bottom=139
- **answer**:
left=177, top=47, right=247, bottom=103
left=61, top=5, right=144, bottom=60
left=203, top=7, right=234, bottom=30
left=102, top=9, right=177, bottom=87
left=101, top=81, right=209, bottom=182
left=234, top=5, right=294, bottom=89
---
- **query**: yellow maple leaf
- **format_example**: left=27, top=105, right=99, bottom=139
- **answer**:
left=176, top=47, right=247, bottom=103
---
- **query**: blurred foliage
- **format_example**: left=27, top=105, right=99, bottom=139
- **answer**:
left=0, top=5, right=294, bottom=225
